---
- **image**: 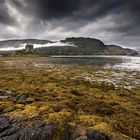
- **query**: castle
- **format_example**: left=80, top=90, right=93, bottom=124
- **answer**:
left=25, top=44, right=34, bottom=52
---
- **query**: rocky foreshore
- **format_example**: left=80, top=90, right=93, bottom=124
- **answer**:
left=0, top=56, right=139, bottom=140
left=0, top=115, right=115, bottom=140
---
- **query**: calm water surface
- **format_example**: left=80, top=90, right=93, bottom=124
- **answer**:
left=51, top=55, right=140, bottom=71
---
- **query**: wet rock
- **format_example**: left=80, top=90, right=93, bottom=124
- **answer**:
left=87, top=130, right=110, bottom=140
left=15, top=96, right=35, bottom=105
left=63, top=124, right=111, bottom=140
left=19, top=123, right=54, bottom=140
left=0, top=115, right=54, bottom=140
left=8, top=92, right=34, bottom=105
left=10, top=97, right=18, bottom=103
left=64, top=124, right=70, bottom=140
left=70, top=90, right=82, bottom=96
left=0, top=91, right=5, bottom=96
left=67, top=125, right=88, bottom=140
left=1, top=134, right=19, bottom=140
left=0, top=117, right=23, bottom=139
left=8, top=92, right=19, bottom=102
left=0, top=116, right=11, bottom=133
left=0, top=92, right=8, bottom=100
left=34, top=97, right=45, bottom=102
left=0, top=106, right=4, bottom=113
left=26, top=98, right=35, bottom=104
left=16, top=97, right=27, bottom=105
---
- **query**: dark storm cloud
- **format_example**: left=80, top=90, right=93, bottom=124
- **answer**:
left=9, top=0, right=140, bottom=31
left=0, top=0, right=140, bottom=48
left=35, top=0, right=80, bottom=19
left=10, top=0, right=123, bottom=20
left=0, top=0, right=15, bottom=24
left=10, top=0, right=81, bottom=20
left=10, top=0, right=139, bottom=21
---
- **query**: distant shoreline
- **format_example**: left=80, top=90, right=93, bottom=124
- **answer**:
left=50, top=55, right=140, bottom=58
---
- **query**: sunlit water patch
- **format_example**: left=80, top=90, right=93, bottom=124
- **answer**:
left=111, top=56, right=140, bottom=71
left=52, top=55, right=140, bottom=71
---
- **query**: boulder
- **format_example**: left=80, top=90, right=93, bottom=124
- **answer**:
left=87, top=130, right=110, bottom=140
left=0, top=115, right=54, bottom=140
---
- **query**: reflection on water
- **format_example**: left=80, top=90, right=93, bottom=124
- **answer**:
left=3, top=55, right=140, bottom=71
left=51, top=55, right=140, bottom=71
left=112, top=56, right=140, bottom=71
left=2, top=55, right=140, bottom=89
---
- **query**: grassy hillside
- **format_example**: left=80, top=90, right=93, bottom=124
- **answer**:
left=35, top=38, right=137, bottom=56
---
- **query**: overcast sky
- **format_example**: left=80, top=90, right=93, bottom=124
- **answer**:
left=0, top=0, right=140, bottom=49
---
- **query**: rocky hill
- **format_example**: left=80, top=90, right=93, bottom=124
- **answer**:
left=0, top=37, right=138, bottom=56
left=105, top=45, right=137, bottom=55
left=35, top=37, right=137, bottom=56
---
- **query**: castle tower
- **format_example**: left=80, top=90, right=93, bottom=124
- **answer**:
left=25, top=44, right=34, bottom=52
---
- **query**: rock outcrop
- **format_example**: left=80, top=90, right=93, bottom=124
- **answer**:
left=0, top=115, right=54, bottom=140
